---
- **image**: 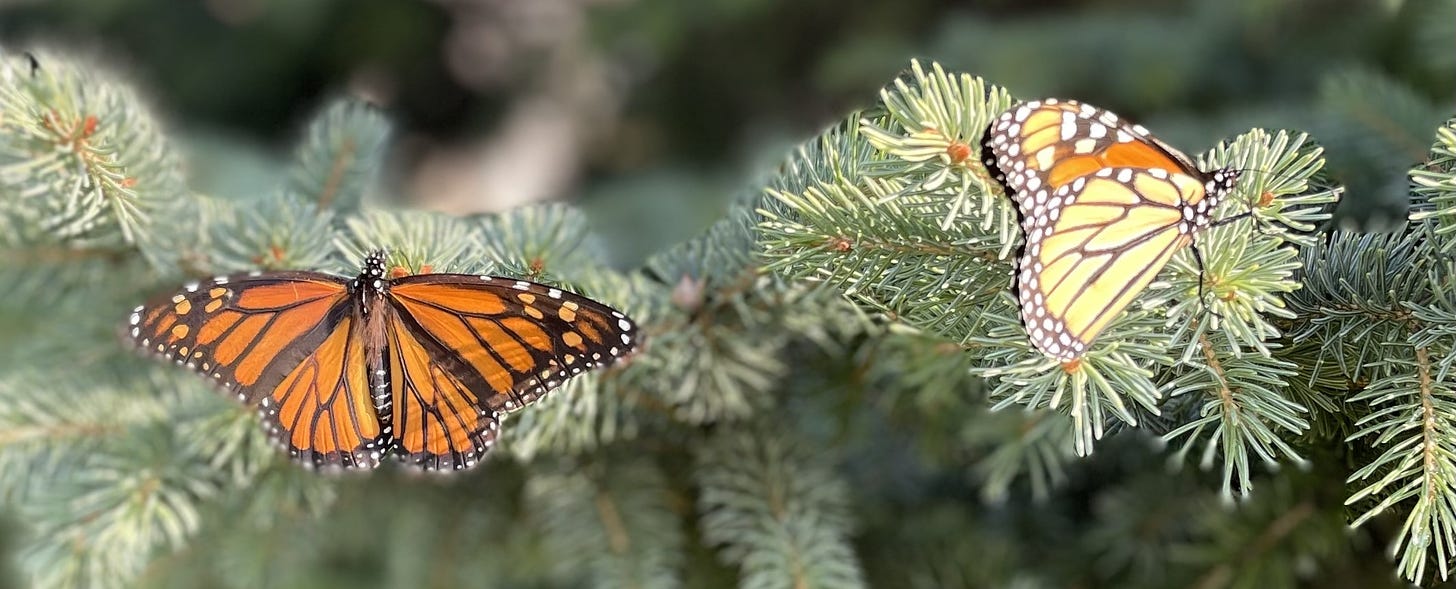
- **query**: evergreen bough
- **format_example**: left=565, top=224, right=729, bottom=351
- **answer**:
left=2, top=47, right=1455, bottom=587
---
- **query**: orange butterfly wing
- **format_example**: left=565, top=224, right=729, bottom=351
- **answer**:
left=127, top=273, right=388, bottom=469
left=383, top=275, right=638, bottom=471
left=981, top=98, right=1198, bottom=213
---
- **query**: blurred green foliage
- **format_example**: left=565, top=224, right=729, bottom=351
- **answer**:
left=4, top=0, right=1450, bottom=243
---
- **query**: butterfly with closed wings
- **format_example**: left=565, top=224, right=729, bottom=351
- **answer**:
left=981, top=98, right=1244, bottom=362
left=125, top=250, right=638, bottom=471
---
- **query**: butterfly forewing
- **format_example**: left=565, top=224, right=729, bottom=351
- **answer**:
left=127, top=273, right=351, bottom=399
left=982, top=99, right=1196, bottom=214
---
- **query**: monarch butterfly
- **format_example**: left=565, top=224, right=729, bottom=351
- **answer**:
left=980, top=98, right=1242, bottom=361
left=125, top=250, right=638, bottom=471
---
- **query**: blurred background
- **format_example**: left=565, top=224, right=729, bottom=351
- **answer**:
left=1, top=1, right=1453, bottom=587
left=2, top=0, right=1451, bottom=266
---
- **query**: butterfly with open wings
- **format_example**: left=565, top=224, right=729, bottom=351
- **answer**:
left=126, top=250, right=638, bottom=471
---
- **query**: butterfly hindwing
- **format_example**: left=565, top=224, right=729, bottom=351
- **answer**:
left=262, top=311, right=390, bottom=469
left=1017, top=168, right=1210, bottom=360
left=384, top=307, right=499, bottom=471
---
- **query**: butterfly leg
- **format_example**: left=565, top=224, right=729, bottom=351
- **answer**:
left=1211, top=207, right=1274, bottom=235
left=1188, top=240, right=1224, bottom=322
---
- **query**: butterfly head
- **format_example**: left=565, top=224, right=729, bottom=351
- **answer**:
left=354, top=250, right=391, bottom=309
left=1204, top=168, right=1241, bottom=208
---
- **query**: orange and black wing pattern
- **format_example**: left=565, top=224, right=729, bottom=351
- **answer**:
left=981, top=98, right=1198, bottom=214
left=127, top=273, right=388, bottom=469
left=127, top=252, right=641, bottom=473
left=383, top=275, right=638, bottom=471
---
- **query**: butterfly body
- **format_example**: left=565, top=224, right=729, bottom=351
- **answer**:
left=126, top=250, right=637, bottom=471
left=981, top=98, right=1241, bottom=360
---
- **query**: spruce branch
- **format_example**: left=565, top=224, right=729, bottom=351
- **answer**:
left=1287, top=228, right=1433, bottom=382
left=0, top=250, right=152, bottom=366
left=287, top=98, right=390, bottom=213
left=0, top=370, right=190, bottom=502
left=769, top=117, right=883, bottom=197
left=971, top=294, right=1168, bottom=456
left=642, top=211, right=801, bottom=423
left=1175, top=470, right=1350, bottom=589
left=527, top=456, right=684, bottom=589
left=860, top=60, right=1016, bottom=240
left=1329, top=117, right=1456, bottom=584
left=856, top=332, right=1076, bottom=501
left=1085, top=471, right=1205, bottom=587
left=176, top=401, right=281, bottom=488
left=759, top=175, right=1009, bottom=343
left=0, top=49, right=183, bottom=247
left=1410, top=117, right=1456, bottom=246
left=760, top=61, right=1337, bottom=469
left=335, top=208, right=483, bottom=274
left=210, top=192, right=336, bottom=272
left=1346, top=344, right=1456, bottom=583
left=694, top=427, right=864, bottom=589
left=1162, top=335, right=1307, bottom=498
left=1159, top=130, right=1335, bottom=361
left=475, top=202, right=607, bottom=280
left=966, top=408, right=1075, bottom=502
left=20, top=425, right=219, bottom=589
